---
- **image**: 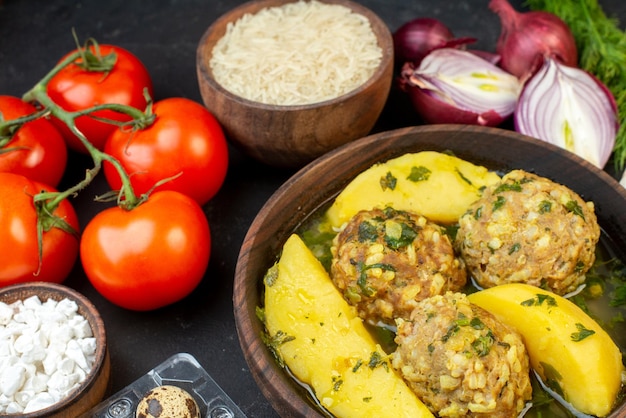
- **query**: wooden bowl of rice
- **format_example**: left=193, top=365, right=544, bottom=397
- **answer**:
left=196, top=0, right=394, bottom=169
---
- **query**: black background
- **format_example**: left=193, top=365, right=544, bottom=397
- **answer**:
left=0, top=0, right=624, bottom=416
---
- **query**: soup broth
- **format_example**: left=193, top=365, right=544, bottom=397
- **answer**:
left=286, top=205, right=626, bottom=418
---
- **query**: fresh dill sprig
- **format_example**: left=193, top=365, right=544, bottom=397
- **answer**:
left=525, top=0, right=626, bottom=171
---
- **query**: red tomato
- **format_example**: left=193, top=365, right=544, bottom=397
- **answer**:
left=47, top=44, right=153, bottom=153
left=103, top=97, right=229, bottom=206
left=0, top=96, right=68, bottom=187
left=0, top=173, right=80, bottom=286
left=80, top=190, right=211, bottom=311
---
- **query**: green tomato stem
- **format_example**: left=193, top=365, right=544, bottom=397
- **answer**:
left=20, top=49, right=156, bottom=213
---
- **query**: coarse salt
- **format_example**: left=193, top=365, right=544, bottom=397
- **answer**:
left=0, top=296, right=96, bottom=414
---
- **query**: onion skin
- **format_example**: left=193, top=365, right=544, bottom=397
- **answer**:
left=489, top=0, right=578, bottom=80
left=515, top=57, right=618, bottom=168
left=399, top=48, right=521, bottom=127
left=393, top=17, right=475, bottom=66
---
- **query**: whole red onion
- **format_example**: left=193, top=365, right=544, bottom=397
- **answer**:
left=489, top=0, right=578, bottom=80
left=393, top=17, right=475, bottom=66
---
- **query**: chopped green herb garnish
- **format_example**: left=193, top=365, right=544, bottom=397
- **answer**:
left=538, top=200, right=552, bottom=214
left=474, top=206, right=483, bottom=220
left=384, top=221, right=418, bottom=250
left=352, top=359, right=363, bottom=373
left=494, top=181, right=522, bottom=193
left=358, top=221, right=379, bottom=242
left=256, top=306, right=266, bottom=323
left=356, top=262, right=377, bottom=297
left=571, top=323, right=596, bottom=341
left=442, top=224, right=459, bottom=241
left=573, top=261, right=585, bottom=273
left=380, top=171, right=397, bottom=191
left=521, top=294, right=558, bottom=307
left=442, top=323, right=460, bottom=342
left=508, top=243, right=521, bottom=254
left=540, top=361, right=564, bottom=396
left=565, top=200, right=585, bottom=220
left=492, top=195, right=506, bottom=211
left=407, top=165, right=431, bottom=182
left=332, top=376, right=343, bottom=391
left=470, top=317, right=485, bottom=329
left=472, top=333, right=495, bottom=357
left=262, top=330, right=296, bottom=368
left=263, top=264, right=279, bottom=287
left=368, top=351, right=388, bottom=370
left=455, top=168, right=473, bottom=185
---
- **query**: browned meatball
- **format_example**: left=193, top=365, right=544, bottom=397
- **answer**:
left=456, top=170, right=600, bottom=295
left=330, top=207, right=466, bottom=324
left=391, top=292, right=532, bottom=417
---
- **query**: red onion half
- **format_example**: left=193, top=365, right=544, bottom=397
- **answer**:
left=489, top=0, right=578, bottom=81
left=393, top=17, right=476, bottom=66
left=399, top=48, right=522, bottom=126
left=515, top=57, right=618, bottom=168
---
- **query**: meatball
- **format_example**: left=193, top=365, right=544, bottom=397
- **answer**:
left=456, top=170, right=600, bottom=295
left=330, top=207, right=466, bottom=324
left=391, top=292, right=532, bottom=417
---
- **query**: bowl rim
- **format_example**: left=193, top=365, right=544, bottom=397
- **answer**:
left=196, top=0, right=394, bottom=111
left=0, top=281, right=108, bottom=417
left=233, top=124, right=626, bottom=417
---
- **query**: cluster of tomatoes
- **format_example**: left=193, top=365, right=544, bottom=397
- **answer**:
left=0, top=41, right=229, bottom=311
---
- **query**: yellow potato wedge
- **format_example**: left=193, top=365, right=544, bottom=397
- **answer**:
left=325, top=151, right=501, bottom=227
left=264, top=234, right=433, bottom=418
left=468, top=283, right=624, bottom=417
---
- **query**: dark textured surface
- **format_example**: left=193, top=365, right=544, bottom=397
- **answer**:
left=0, top=1, right=624, bottom=417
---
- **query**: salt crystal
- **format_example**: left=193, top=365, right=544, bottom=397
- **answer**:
left=23, top=392, right=55, bottom=413
left=57, top=356, right=75, bottom=375
left=50, top=323, right=74, bottom=344
left=22, top=373, right=48, bottom=393
left=70, top=316, right=92, bottom=338
left=13, top=333, right=34, bottom=354
left=0, top=364, right=26, bottom=397
left=48, top=369, right=79, bottom=392
left=42, top=350, right=61, bottom=376
left=22, top=295, right=42, bottom=310
left=5, top=400, right=23, bottom=414
left=56, top=298, right=78, bottom=317
left=0, top=302, right=13, bottom=325
left=14, top=389, right=34, bottom=408
left=79, top=337, right=97, bottom=357
left=66, top=339, right=88, bottom=370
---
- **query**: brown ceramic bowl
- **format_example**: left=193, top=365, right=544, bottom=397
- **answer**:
left=233, top=124, right=626, bottom=417
left=0, top=282, right=110, bottom=418
left=196, top=0, right=394, bottom=169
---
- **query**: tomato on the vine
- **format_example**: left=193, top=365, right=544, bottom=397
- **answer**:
left=0, top=95, right=68, bottom=187
left=80, top=190, right=211, bottom=311
left=47, top=44, right=153, bottom=153
left=103, top=97, right=229, bottom=206
left=0, top=172, right=80, bottom=287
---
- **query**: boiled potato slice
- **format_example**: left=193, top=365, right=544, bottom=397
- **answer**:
left=468, top=283, right=624, bottom=417
left=264, top=234, right=433, bottom=418
left=325, top=151, right=501, bottom=227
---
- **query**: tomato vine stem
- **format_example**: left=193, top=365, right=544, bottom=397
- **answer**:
left=8, top=35, right=158, bottom=265
left=20, top=44, right=156, bottom=213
